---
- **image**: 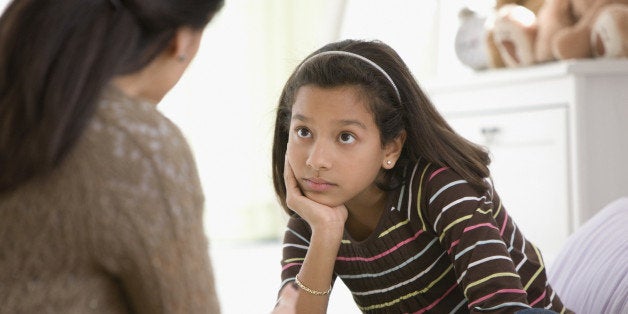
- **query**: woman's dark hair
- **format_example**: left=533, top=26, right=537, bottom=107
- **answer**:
left=271, top=39, right=491, bottom=213
left=0, top=0, right=223, bottom=193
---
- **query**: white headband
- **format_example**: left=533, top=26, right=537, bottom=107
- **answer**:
left=298, top=50, right=401, bottom=102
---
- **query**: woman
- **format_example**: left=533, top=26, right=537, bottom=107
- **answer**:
left=0, top=0, right=223, bottom=312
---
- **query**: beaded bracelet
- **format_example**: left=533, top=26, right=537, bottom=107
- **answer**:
left=294, top=274, right=332, bottom=296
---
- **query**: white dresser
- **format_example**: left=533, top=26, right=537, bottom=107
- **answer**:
left=424, top=59, right=628, bottom=262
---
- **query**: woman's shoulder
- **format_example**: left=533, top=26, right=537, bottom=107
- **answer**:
left=71, top=87, right=203, bottom=207
left=95, top=86, right=188, bottom=152
left=90, top=88, right=196, bottom=171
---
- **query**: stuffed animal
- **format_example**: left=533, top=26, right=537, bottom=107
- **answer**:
left=539, top=0, right=628, bottom=60
left=454, top=7, right=491, bottom=71
left=485, top=0, right=546, bottom=68
left=590, top=4, right=628, bottom=58
left=492, top=0, right=628, bottom=67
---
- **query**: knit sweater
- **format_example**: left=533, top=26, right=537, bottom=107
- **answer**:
left=281, top=159, right=571, bottom=313
left=0, top=87, right=220, bottom=313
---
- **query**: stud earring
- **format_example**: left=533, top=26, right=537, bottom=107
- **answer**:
left=176, top=54, right=187, bottom=62
left=386, top=160, right=392, bottom=165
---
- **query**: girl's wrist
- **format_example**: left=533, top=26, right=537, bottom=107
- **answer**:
left=307, top=208, right=348, bottom=237
left=311, top=226, right=344, bottom=244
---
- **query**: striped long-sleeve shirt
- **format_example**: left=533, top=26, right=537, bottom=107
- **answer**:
left=280, top=159, right=572, bottom=313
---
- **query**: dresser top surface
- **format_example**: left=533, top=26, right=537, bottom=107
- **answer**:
left=426, top=59, right=628, bottom=92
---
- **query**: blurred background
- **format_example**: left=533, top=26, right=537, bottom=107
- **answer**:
left=3, top=0, right=626, bottom=313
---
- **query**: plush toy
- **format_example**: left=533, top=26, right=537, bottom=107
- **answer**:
left=454, top=7, right=491, bottom=71
left=492, top=0, right=628, bottom=67
left=485, top=0, right=546, bottom=68
left=590, top=3, right=628, bottom=58
left=539, top=0, right=628, bottom=61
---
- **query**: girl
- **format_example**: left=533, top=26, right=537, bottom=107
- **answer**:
left=271, top=40, right=572, bottom=313
left=0, top=0, right=222, bottom=312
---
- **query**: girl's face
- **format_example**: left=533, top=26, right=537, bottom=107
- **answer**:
left=287, top=85, right=396, bottom=208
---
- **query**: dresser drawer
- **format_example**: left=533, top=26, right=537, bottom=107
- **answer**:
left=445, top=107, right=570, bottom=260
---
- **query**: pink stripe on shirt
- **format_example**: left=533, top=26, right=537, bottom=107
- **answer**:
left=448, top=224, right=497, bottom=254
left=413, top=282, right=459, bottom=314
left=500, top=214, right=509, bottom=236
left=530, top=290, right=547, bottom=306
left=429, top=167, right=449, bottom=181
left=464, top=223, right=499, bottom=233
left=281, top=262, right=302, bottom=271
left=468, top=288, right=527, bottom=307
left=448, top=239, right=460, bottom=255
left=337, top=230, right=423, bottom=262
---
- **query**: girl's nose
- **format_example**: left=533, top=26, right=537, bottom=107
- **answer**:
left=306, top=140, right=332, bottom=171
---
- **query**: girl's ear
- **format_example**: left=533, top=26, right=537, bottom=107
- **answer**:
left=382, top=130, right=406, bottom=169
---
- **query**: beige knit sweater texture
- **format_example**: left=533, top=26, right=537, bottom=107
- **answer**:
left=0, top=87, right=220, bottom=313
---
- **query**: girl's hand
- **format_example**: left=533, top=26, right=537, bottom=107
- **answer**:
left=284, top=157, right=348, bottom=237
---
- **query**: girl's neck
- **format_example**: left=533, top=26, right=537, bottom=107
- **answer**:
left=344, top=185, right=388, bottom=241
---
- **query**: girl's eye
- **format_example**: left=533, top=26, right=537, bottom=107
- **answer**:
left=296, top=127, right=311, bottom=138
left=339, top=132, right=355, bottom=144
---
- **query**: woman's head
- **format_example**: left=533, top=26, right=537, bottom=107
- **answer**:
left=0, top=0, right=223, bottom=192
left=272, top=39, right=491, bottom=213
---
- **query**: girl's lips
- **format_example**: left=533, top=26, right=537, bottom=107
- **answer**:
left=302, top=178, right=336, bottom=192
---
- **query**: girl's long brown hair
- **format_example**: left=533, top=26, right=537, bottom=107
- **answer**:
left=271, top=39, right=490, bottom=214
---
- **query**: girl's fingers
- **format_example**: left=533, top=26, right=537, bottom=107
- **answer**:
left=283, top=157, right=297, bottom=190
left=284, top=157, right=301, bottom=197
left=284, top=156, right=305, bottom=213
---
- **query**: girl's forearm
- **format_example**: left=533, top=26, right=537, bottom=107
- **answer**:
left=294, top=228, right=343, bottom=314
